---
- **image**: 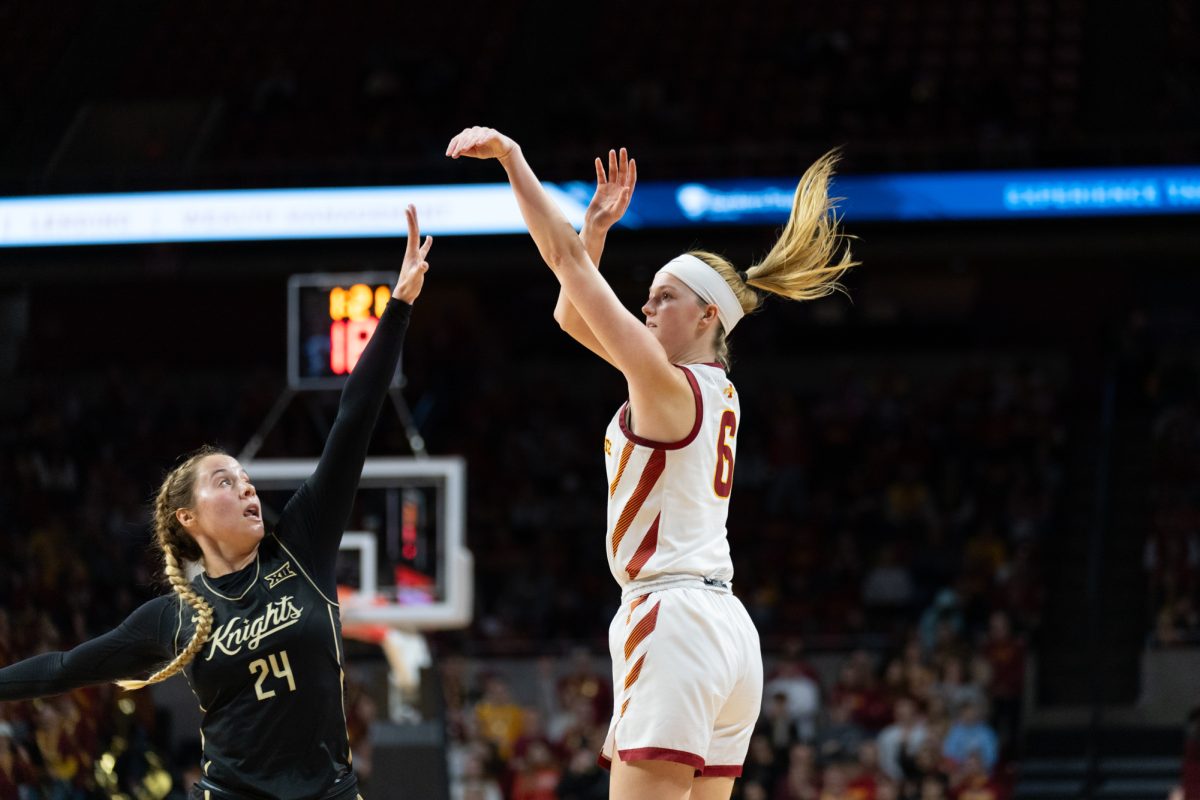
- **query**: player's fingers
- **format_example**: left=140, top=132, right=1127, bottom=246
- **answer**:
left=595, top=157, right=606, bottom=185
left=629, top=158, right=637, bottom=192
left=608, top=149, right=618, bottom=184
left=446, top=130, right=467, bottom=157
left=454, top=127, right=475, bottom=157
left=619, top=147, right=628, bottom=181
left=404, top=205, right=419, bottom=252
left=419, top=235, right=433, bottom=258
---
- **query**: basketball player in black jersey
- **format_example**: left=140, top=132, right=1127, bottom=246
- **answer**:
left=0, top=205, right=432, bottom=800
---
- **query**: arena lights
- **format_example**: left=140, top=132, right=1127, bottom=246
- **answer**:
left=1, top=166, right=1198, bottom=248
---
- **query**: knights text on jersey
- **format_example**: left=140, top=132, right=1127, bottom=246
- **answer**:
left=182, top=533, right=355, bottom=800
left=603, top=363, right=739, bottom=590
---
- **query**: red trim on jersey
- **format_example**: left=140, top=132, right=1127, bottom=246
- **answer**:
left=624, top=653, right=647, bottom=691
left=624, top=513, right=661, bottom=580
left=618, top=747, right=706, bottom=771
left=617, top=366, right=703, bottom=450
left=624, top=599, right=661, bottom=660
left=597, top=754, right=613, bottom=771
left=611, top=450, right=666, bottom=555
left=699, top=764, right=744, bottom=778
left=609, top=440, right=635, bottom=497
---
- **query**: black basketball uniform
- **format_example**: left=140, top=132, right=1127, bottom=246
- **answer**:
left=0, top=298, right=413, bottom=800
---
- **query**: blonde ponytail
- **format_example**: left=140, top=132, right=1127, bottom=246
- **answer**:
left=117, top=447, right=220, bottom=691
left=687, top=150, right=858, bottom=368
left=745, top=149, right=857, bottom=301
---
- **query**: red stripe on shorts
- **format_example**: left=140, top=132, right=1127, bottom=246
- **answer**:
left=624, top=600, right=661, bottom=660
left=625, top=594, right=649, bottom=624
left=623, top=653, right=646, bottom=691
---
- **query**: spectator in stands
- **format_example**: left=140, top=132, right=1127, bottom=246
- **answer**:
left=897, top=640, right=937, bottom=702
left=916, top=772, right=950, bottom=800
left=510, top=739, right=561, bottom=800
left=764, top=650, right=822, bottom=742
left=775, top=743, right=820, bottom=800
left=450, top=749, right=503, bottom=800
left=743, top=780, right=770, bottom=800
left=878, top=696, right=928, bottom=781
left=949, top=752, right=1005, bottom=800
left=555, top=745, right=608, bottom=800
left=1157, top=596, right=1200, bottom=646
left=743, top=734, right=780, bottom=791
left=763, top=691, right=803, bottom=751
left=941, top=700, right=998, bottom=773
left=818, top=761, right=855, bottom=800
left=918, top=590, right=964, bottom=657
left=931, top=657, right=985, bottom=719
left=849, top=740, right=885, bottom=799
left=862, top=545, right=917, bottom=621
left=555, top=649, right=612, bottom=723
left=0, top=720, right=36, bottom=799
left=899, top=739, right=945, bottom=796
left=884, top=462, right=940, bottom=540
left=831, top=655, right=890, bottom=731
left=474, top=675, right=525, bottom=760
left=511, top=708, right=553, bottom=763
left=818, top=696, right=868, bottom=763
left=981, top=610, right=1025, bottom=753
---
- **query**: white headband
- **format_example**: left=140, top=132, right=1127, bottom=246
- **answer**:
left=657, top=254, right=745, bottom=334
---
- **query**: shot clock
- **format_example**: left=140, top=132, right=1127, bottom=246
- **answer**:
left=288, top=273, right=402, bottom=390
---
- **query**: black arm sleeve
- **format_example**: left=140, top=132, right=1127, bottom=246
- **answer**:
left=277, top=297, right=412, bottom=590
left=0, top=595, right=179, bottom=701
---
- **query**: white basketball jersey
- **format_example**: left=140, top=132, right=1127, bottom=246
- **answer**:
left=603, top=363, right=739, bottom=591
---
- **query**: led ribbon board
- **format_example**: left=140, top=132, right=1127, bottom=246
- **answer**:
left=2, top=166, right=1198, bottom=247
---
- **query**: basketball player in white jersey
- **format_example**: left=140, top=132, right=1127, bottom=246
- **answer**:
left=448, top=128, right=856, bottom=800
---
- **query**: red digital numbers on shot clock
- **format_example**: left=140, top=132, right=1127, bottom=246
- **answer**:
left=288, top=272, right=401, bottom=390
left=327, top=283, right=392, bottom=375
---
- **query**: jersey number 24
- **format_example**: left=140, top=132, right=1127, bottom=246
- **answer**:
left=249, top=650, right=297, bottom=701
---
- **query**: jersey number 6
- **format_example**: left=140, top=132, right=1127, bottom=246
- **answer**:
left=713, top=409, right=737, bottom=498
left=250, top=650, right=297, bottom=701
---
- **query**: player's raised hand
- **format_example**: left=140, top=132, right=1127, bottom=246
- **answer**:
left=585, top=147, right=637, bottom=231
left=445, top=126, right=518, bottom=161
left=394, top=204, right=432, bottom=304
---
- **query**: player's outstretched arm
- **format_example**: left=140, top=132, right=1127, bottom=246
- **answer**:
left=0, top=597, right=177, bottom=700
left=553, top=148, right=637, bottom=368
left=447, top=128, right=692, bottom=436
left=280, top=205, right=430, bottom=579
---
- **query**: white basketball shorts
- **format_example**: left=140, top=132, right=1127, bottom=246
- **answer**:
left=599, top=584, right=763, bottom=778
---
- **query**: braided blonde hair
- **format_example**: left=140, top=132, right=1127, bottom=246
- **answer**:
left=689, top=149, right=858, bottom=368
left=117, top=447, right=219, bottom=690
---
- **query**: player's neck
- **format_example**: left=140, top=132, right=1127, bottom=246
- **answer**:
left=671, top=345, right=717, bottom=366
left=201, top=543, right=260, bottom=578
